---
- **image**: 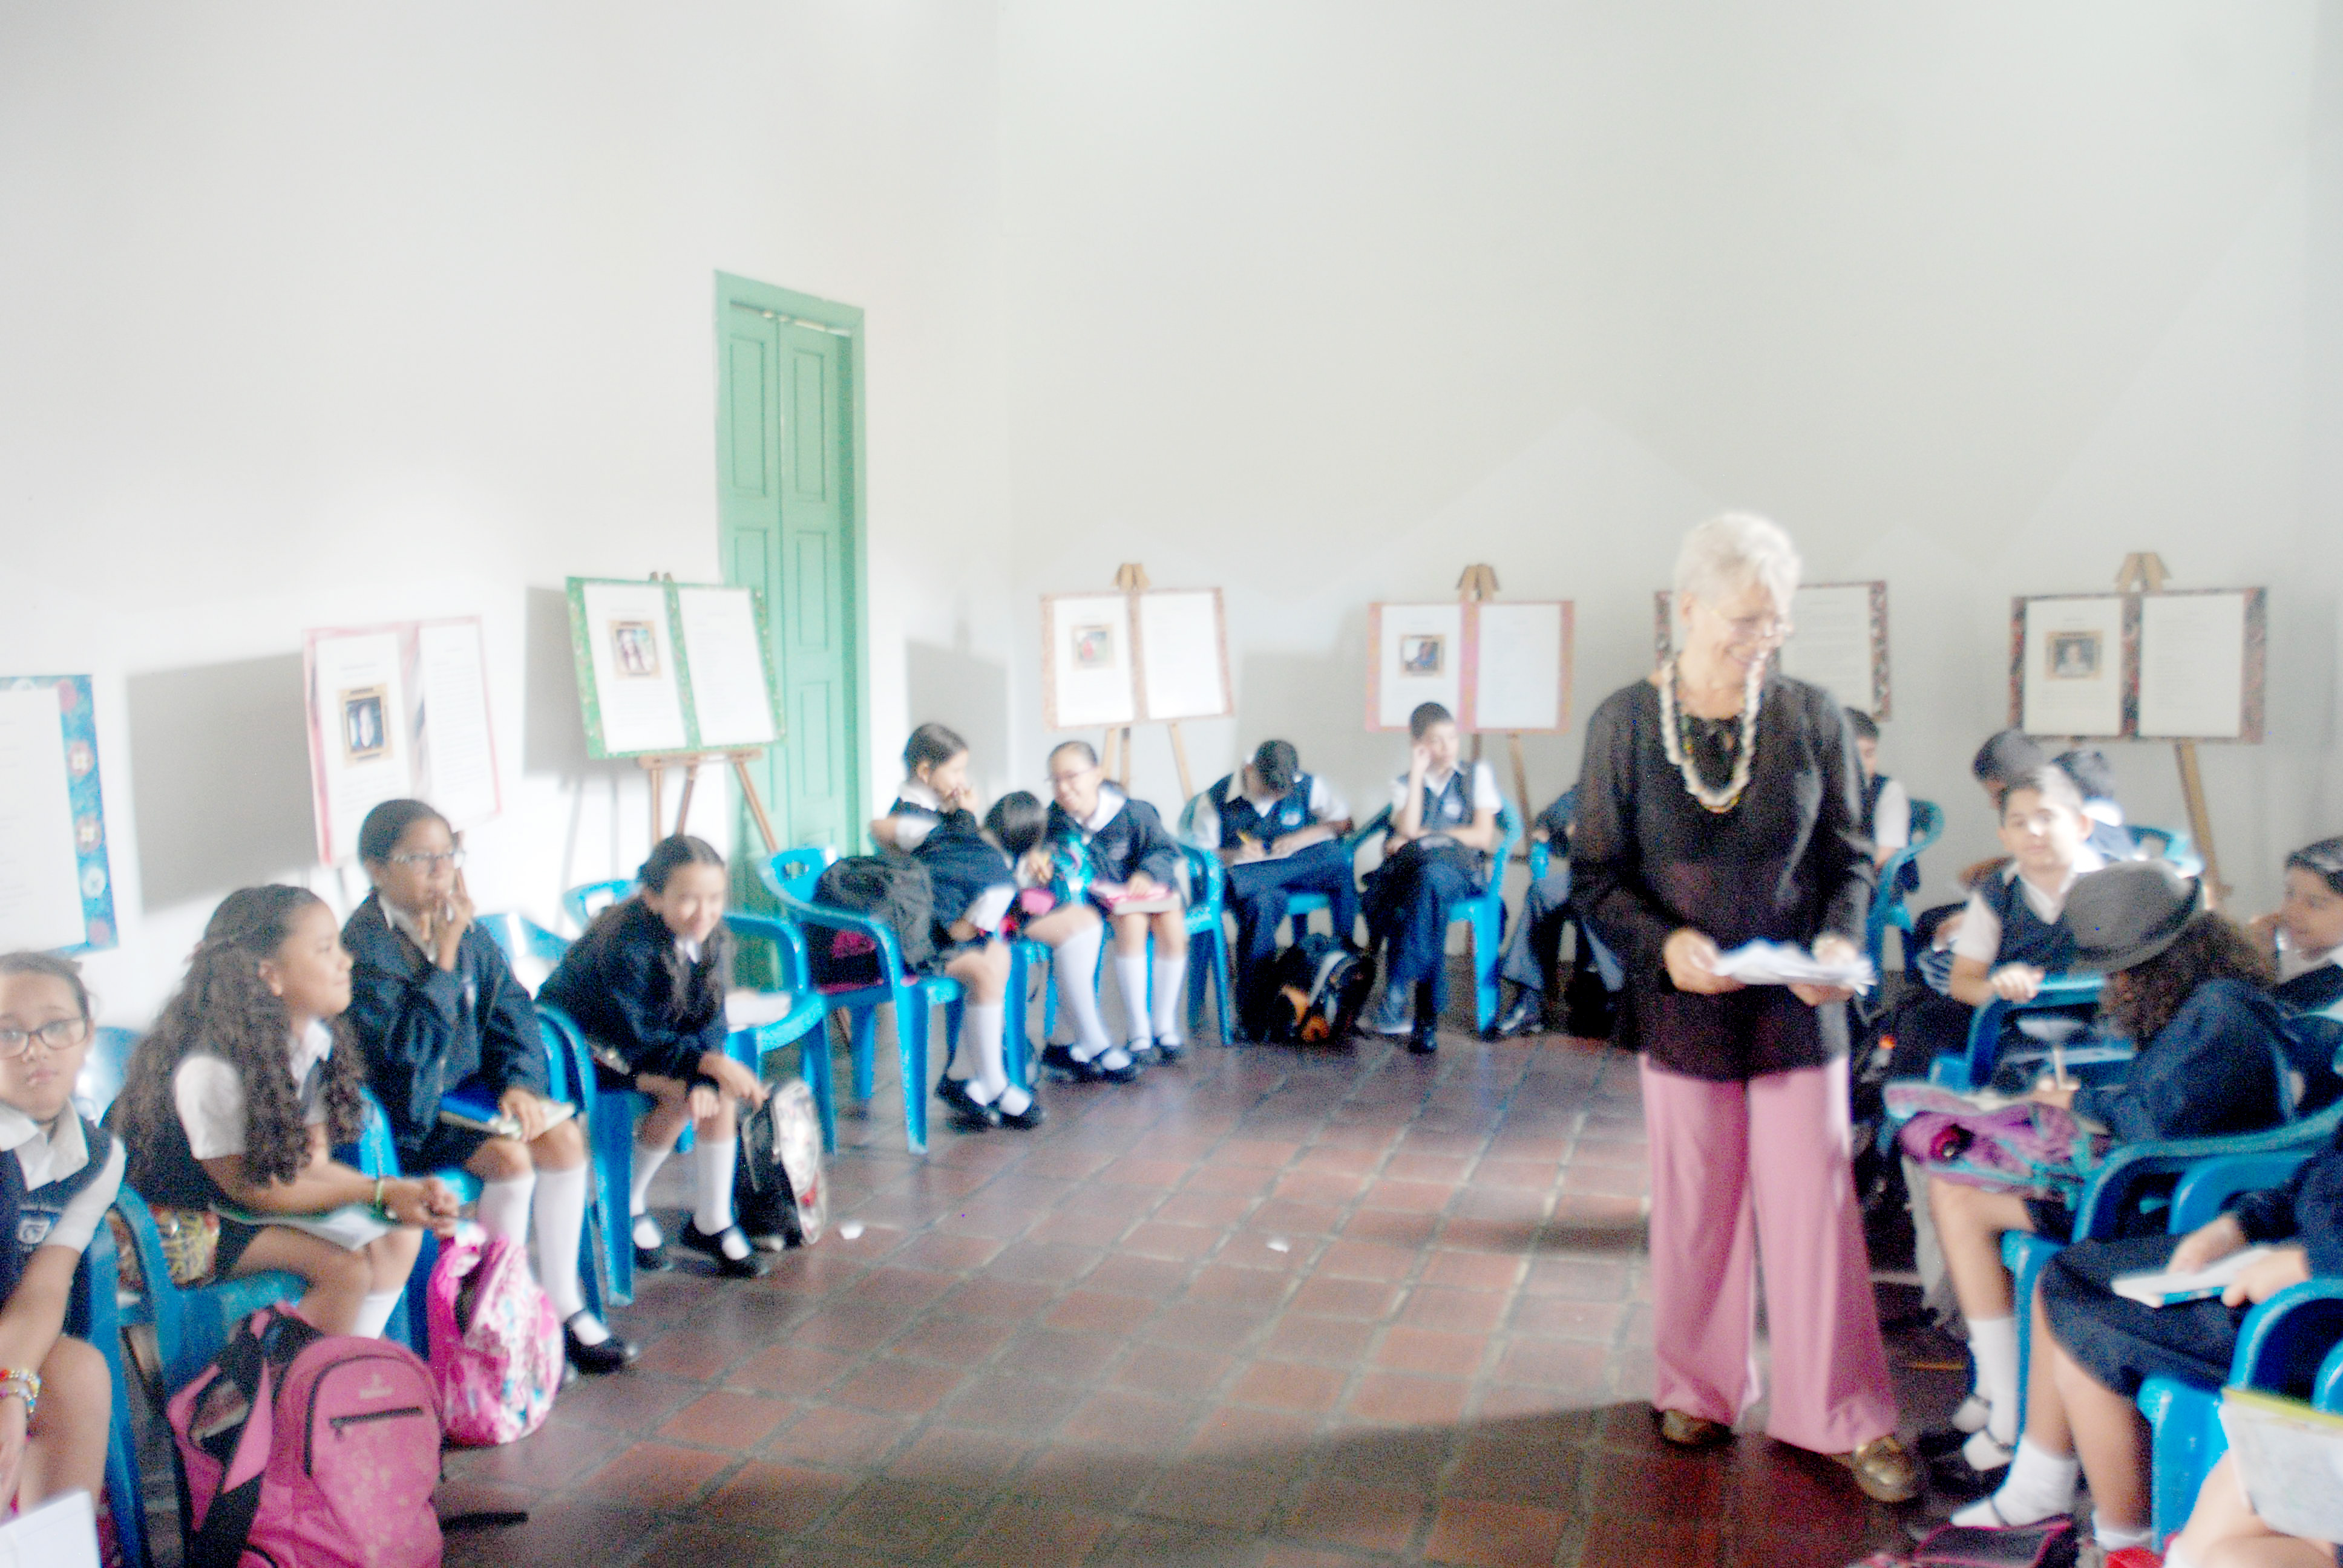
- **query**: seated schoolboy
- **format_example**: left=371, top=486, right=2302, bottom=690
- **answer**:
left=2255, top=836, right=2343, bottom=1014
left=0, top=954, right=123, bottom=1515
left=2053, top=746, right=2145, bottom=866
left=342, top=799, right=629, bottom=1373
left=1847, top=709, right=1918, bottom=893
left=1492, top=788, right=1624, bottom=1037
left=1953, top=1112, right=2343, bottom=1557
left=1181, top=739, right=1357, bottom=1039
left=869, top=724, right=1046, bottom=1131
left=985, top=789, right=1125, bottom=1080
left=1885, top=766, right=2105, bottom=1077
left=113, top=886, right=457, bottom=1337
left=1910, top=728, right=2056, bottom=984
left=1362, top=702, right=1503, bottom=1055
left=1926, top=861, right=2327, bottom=1488
left=1046, top=741, right=1189, bottom=1066
left=539, top=836, right=772, bottom=1278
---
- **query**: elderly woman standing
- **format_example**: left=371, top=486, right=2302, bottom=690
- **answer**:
left=1571, top=513, right=1916, bottom=1503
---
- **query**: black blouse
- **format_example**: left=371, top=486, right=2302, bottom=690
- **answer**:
left=1570, top=673, right=1874, bottom=1082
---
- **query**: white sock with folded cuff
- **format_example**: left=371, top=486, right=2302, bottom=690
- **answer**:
left=474, top=1173, right=535, bottom=1242
left=693, top=1134, right=739, bottom=1242
left=353, top=1287, right=404, bottom=1340
left=1115, top=952, right=1150, bottom=1042
left=1967, top=1315, right=2021, bottom=1445
left=1150, top=955, right=1187, bottom=1041
left=1950, top=1439, right=2079, bottom=1528
left=1051, top=921, right=1112, bottom=1053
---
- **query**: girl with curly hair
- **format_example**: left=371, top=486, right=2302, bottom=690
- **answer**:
left=110, top=886, right=458, bottom=1336
left=538, top=837, right=769, bottom=1277
left=1925, top=861, right=2336, bottom=1495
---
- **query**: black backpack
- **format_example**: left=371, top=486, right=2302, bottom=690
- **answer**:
left=808, top=854, right=936, bottom=982
left=1260, top=935, right=1377, bottom=1045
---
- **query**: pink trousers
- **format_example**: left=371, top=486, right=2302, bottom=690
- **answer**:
left=1640, top=1056, right=1898, bottom=1454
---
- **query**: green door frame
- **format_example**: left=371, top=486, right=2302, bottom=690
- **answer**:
left=713, top=272, right=871, bottom=860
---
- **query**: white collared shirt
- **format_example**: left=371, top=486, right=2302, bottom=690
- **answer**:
left=886, top=778, right=948, bottom=850
left=1075, top=784, right=1127, bottom=836
left=2279, top=941, right=2343, bottom=985
left=1389, top=760, right=1503, bottom=817
left=174, top=1019, right=336, bottom=1161
left=1183, top=774, right=1350, bottom=852
left=382, top=898, right=433, bottom=955
left=0, top=1099, right=126, bottom=1256
left=1948, top=846, right=2108, bottom=964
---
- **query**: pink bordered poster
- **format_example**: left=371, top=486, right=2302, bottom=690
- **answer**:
left=303, top=618, right=502, bottom=865
left=1366, top=601, right=1573, bottom=733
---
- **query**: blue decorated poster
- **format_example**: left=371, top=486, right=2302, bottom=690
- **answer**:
left=0, top=676, right=117, bottom=952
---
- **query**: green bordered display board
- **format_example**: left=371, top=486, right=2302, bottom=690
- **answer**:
left=566, top=577, right=784, bottom=759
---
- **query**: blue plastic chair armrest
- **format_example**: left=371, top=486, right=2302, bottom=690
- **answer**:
left=2232, top=1279, right=2343, bottom=1393
left=2169, top=1152, right=2319, bottom=1236
left=560, top=879, right=635, bottom=932
left=726, top=909, right=816, bottom=994
left=770, top=891, right=910, bottom=979
left=2073, top=1105, right=2341, bottom=1241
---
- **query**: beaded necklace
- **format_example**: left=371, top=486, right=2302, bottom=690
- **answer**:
left=1657, top=655, right=1762, bottom=814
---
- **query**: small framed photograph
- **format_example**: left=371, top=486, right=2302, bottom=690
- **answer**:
left=610, top=620, right=661, bottom=679
left=1072, top=623, right=1117, bottom=670
left=340, top=686, right=390, bottom=761
left=1398, top=634, right=1445, bottom=677
left=2046, top=630, right=2102, bottom=682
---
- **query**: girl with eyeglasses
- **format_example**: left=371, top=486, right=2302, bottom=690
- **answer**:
left=0, top=953, right=119, bottom=1515
left=342, top=799, right=631, bottom=1374
left=111, top=886, right=461, bottom=1336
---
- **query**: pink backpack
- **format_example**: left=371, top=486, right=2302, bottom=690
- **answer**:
left=426, top=1222, right=563, bottom=1446
left=169, top=1305, right=442, bottom=1568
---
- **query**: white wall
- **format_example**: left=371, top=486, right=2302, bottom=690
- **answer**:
left=0, top=1, right=1013, bottom=1023
left=1000, top=0, right=2341, bottom=918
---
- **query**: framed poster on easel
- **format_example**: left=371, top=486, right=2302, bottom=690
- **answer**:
left=1368, top=599, right=1573, bottom=733
left=304, top=618, right=503, bottom=866
left=1041, top=575, right=1231, bottom=797
left=0, top=676, right=117, bottom=952
left=2006, top=588, right=2266, bottom=743
left=1653, top=581, right=1892, bottom=717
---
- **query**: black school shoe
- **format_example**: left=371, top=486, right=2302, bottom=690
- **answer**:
left=994, top=1094, right=1047, bottom=1131
left=1925, top=1445, right=2011, bottom=1503
left=631, top=1218, right=672, bottom=1273
left=936, top=1074, right=1004, bottom=1131
left=678, top=1220, right=770, bottom=1278
left=1041, top=1043, right=1139, bottom=1084
left=1153, top=1036, right=1186, bottom=1063
left=1407, top=1024, right=1439, bottom=1056
left=1494, top=990, right=1541, bottom=1038
left=564, top=1313, right=638, bottom=1376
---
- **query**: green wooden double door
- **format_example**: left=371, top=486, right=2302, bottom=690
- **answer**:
left=715, top=275, right=866, bottom=860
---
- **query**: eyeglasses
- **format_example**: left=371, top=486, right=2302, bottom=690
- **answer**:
left=388, top=849, right=465, bottom=871
left=1700, top=604, right=1794, bottom=644
left=0, top=1017, right=91, bottom=1059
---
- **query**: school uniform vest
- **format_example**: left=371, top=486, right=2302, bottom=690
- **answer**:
left=3, top=1115, right=117, bottom=1272
left=1418, top=769, right=1475, bottom=832
left=889, top=795, right=1014, bottom=929
left=1860, top=774, right=1921, bottom=897
left=1208, top=774, right=1316, bottom=848
left=1981, top=871, right=2077, bottom=972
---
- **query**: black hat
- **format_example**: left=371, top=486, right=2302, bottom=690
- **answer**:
left=2063, top=860, right=2198, bottom=973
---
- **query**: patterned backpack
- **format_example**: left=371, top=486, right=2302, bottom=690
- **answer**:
left=1886, top=1083, right=2109, bottom=1203
left=426, top=1221, right=563, bottom=1446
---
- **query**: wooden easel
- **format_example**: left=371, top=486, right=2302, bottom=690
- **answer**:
left=637, top=750, right=782, bottom=855
left=1457, top=563, right=1534, bottom=838
left=2112, top=552, right=2229, bottom=907
left=1096, top=563, right=1199, bottom=800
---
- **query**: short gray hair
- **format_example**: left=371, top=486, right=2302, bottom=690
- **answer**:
left=1674, top=512, right=1801, bottom=610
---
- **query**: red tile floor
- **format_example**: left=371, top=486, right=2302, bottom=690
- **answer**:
left=433, top=1014, right=1965, bottom=1567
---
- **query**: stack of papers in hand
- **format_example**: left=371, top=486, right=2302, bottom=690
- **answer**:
left=2112, top=1247, right=2273, bottom=1307
left=1709, top=941, right=1878, bottom=993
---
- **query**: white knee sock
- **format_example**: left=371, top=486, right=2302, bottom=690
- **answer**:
left=2095, top=1521, right=2150, bottom=1551
left=965, top=1003, right=1008, bottom=1097
left=628, top=1139, right=672, bottom=1217
left=1967, top=1315, right=2021, bottom=1445
left=474, top=1173, right=535, bottom=1242
left=1051, top=921, right=1111, bottom=1051
left=532, top=1163, right=593, bottom=1333
left=1115, top=952, right=1150, bottom=1041
left=693, top=1134, right=738, bottom=1237
left=1150, top=955, right=1187, bottom=1041
left=353, top=1287, right=404, bottom=1341
left=1951, top=1438, right=2078, bottom=1528
left=2165, top=1547, right=2204, bottom=1568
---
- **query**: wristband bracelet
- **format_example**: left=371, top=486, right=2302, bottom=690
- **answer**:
left=370, top=1175, right=392, bottom=1222
left=0, top=1368, right=42, bottom=1423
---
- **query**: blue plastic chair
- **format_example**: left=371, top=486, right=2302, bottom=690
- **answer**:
left=1928, top=974, right=2112, bottom=1092
left=65, top=1200, right=151, bottom=1568
left=1351, top=800, right=1521, bottom=1034
left=722, top=907, right=838, bottom=1142
left=2138, top=1274, right=2343, bottom=1546
left=1174, top=843, right=1239, bottom=1041
left=2131, top=824, right=2206, bottom=880
left=760, top=846, right=963, bottom=1154
left=1865, top=797, right=1944, bottom=981
left=563, top=878, right=634, bottom=931
left=1273, top=815, right=1383, bottom=947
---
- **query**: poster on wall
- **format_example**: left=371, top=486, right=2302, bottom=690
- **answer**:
left=565, top=577, right=784, bottom=759
left=1653, top=581, right=1891, bottom=717
left=1366, top=601, right=1573, bottom=732
left=0, top=676, right=117, bottom=952
left=1135, top=589, right=1233, bottom=723
left=306, top=618, right=503, bottom=866
left=2135, top=589, right=2265, bottom=742
left=1041, top=592, right=1139, bottom=730
left=2010, top=595, right=2129, bottom=739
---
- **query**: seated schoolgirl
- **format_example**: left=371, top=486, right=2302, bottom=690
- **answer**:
left=1886, top=766, right=2105, bottom=1077
left=342, top=799, right=630, bottom=1374
left=538, top=836, right=771, bottom=1278
left=2255, top=836, right=2343, bottom=1015
left=1926, top=861, right=2320, bottom=1487
left=1180, top=739, right=1357, bottom=1039
left=0, top=953, right=123, bottom=1514
left=1362, top=702, right=1503, bottom=1055
left=1951, top=1114, right=2343, bottom=1556
left=868, top=724, right=1046, bottom=1131
left=112, top=887, right=457, bottom=1337
left=1045, top=740, right=1188, bottom=1068
left=985, top=788, right=1126, bottom=1082
left=1493, top=788, right=1625, bottom=1037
